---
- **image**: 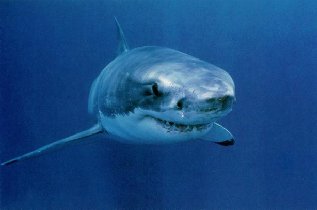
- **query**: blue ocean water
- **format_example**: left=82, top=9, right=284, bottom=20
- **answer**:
left=1, top=0, right=316, bottom=209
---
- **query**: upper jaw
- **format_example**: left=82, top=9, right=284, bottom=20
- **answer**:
left=140, top=110, right=216, bottom=133
left=141, top=109, right=221, bottom=125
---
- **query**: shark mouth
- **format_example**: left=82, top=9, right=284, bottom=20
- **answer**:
left=154, top=117, right=212, bottom=133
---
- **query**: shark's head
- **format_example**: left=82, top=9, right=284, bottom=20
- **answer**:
left=98, top=47, right=235, bottom=143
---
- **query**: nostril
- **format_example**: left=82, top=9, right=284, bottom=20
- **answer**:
left=177, top=99, right=183, bottom=110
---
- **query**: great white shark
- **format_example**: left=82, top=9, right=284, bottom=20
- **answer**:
left=1, top=18, right=236, bottom=166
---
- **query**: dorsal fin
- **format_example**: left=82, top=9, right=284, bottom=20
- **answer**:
left=114, top=17, right=129, bottom=55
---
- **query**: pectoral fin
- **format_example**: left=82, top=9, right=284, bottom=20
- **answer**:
left=200, top=123, right=234, bottom=146
left=1, top=124, right=104, bottom=166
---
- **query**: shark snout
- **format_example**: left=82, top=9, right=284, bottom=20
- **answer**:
left=175, top=95, right=235, bottom=114
left=203, top=95, right=235, bottom=112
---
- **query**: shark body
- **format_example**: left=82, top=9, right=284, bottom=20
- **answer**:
left=1, top=18, right=235, bottom=166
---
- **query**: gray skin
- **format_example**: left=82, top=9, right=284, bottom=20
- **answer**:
left=1, top=21, right=235, bottom=166
left=91, top=46, right=235, bottom=143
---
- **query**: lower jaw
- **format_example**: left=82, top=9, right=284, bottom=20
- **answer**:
left=153, top=117, right=212, bottom=133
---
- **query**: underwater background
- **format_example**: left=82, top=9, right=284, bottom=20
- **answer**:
left=1, top=0, right=316, bottom=209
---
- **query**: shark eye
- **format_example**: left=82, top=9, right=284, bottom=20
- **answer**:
left=218, top=96, right=228, bottom=103
left=152, top=83, right=162, bottom=97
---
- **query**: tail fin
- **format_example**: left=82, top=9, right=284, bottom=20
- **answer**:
left=1, top=124, right=103, bottom=166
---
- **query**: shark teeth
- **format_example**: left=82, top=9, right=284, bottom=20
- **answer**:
left=155, top=118, right=211, bottom=132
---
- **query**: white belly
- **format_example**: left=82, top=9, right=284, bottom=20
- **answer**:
left=99, top=109, right=212, bottom=144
